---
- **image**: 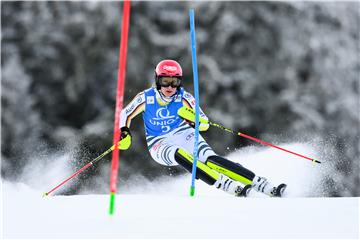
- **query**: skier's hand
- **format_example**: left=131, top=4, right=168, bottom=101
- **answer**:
left=178, top=107, right=209, bottom=131
left=185, top=120, right=209, bottom=132
left=118, top=127, right=132, bottom=150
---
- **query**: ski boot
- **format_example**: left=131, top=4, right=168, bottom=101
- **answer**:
left=215, top=174, right=251, bottom=197
left=252, top=176, right=287, bottom=197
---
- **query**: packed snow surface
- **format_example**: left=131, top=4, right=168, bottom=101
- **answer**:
left=2, top=143, right=359, bottom=238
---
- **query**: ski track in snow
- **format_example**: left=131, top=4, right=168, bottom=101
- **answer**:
left=2, top=142, right=359, bottom=238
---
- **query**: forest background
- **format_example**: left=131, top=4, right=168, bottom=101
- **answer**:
left=1, top=1, right=359, bottom=196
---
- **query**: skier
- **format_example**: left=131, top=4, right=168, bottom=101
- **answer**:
left=118, top=59, right=286, bottom=197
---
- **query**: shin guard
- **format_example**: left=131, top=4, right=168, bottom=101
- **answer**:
left=206, top=155, right=255, bottom=185
left=174, top=148, right=219, bottom=185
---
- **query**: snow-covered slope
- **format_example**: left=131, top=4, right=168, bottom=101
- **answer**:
left=2, top=143, right=359, bottom=238
left=3, top=189, right=359, bottom=239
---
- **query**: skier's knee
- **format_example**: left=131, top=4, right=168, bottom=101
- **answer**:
left=206, top=155, right=255, bottom=185
left=174, top=148, right=218, bottom=185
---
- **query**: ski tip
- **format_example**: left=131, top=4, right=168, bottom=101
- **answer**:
left=240, top=184, right=252, bottom=197
left=42, top=192, right=49, bottom=197
left=275, top=183, right=287, bottom=197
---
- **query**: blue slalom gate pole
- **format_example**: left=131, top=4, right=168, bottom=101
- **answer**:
left=189, top=9, right=200, bottom=197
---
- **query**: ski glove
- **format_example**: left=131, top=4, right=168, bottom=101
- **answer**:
left=185, top=120, right=209, bottom=131
left=178, top=107, right=209, bottom=132
left=118, top=127, right=132, bottom=150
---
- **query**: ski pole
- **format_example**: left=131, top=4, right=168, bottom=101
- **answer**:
left=208, top=121, right=321, bottom=164
left=178, top=107, right=321, bottom=164
left=43, top=145, right=116, bottom=197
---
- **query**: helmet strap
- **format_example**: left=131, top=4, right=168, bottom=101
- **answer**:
left=155, top=75, right=161, bottom=90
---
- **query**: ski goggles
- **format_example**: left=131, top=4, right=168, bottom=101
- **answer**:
left=158, top=76, right=182, bottom=88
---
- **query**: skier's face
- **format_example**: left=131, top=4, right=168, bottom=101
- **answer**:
left=160, top=85, right=177, bottom=97
left=158, top=76, right=180, bottom=97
